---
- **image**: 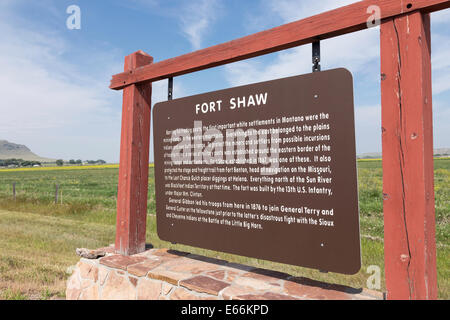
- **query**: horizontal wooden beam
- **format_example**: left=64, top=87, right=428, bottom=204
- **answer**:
left=110, top=0, right=450, bottom=90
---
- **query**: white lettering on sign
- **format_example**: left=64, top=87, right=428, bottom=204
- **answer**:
left=195, top=100, right=223, bottom=114
left=230, top=92, right=268, bottom=110
left=195, top=92, right=268, bottom=114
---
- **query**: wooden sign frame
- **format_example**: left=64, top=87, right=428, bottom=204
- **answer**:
left=110, top=0, right=450, bottom=300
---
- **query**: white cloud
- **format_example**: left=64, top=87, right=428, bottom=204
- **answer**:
left=0, top=1, right=190, bottom=163
left=265, top=0, right=356, bottom=23
left=116, top=0, right=222, bottom=50
left=243, top=0, right=360, bottom=36
left=225, top=46, right=310, bottom=87
left=225, top=0, right=380, bottom=88
left=0, top=17, right=184, bottom=162
left=0, top=4, right=124, bottom=162
left=225, top=25, right=380, bottom=88
left=179, top=0, right=222, bottom=50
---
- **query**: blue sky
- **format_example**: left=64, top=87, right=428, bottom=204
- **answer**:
left=0, top=0, right=449, bottom=163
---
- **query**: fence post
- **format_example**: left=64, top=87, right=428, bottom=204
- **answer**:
left=115, top=51, right=153, bottom=255
left=55, top=184, right=59, bottom=204
left=380, top=12, right=437, bottom=299
left=13, top=182, right=16, bottom=201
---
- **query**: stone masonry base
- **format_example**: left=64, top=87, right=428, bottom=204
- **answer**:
left=66, top=246, right=383, bottom=300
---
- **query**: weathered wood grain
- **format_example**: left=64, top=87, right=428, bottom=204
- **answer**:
left=115, top=51, right=153, bottom=255
left=380, top=12, right=437, bottom=300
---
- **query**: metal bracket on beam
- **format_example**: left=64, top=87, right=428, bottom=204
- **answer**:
left=312, top=40, right=321, bottom=72
left=168, top=77, right=173, bottom=100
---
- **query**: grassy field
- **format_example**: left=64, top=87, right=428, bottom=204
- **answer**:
left=0, top=159, right=448, bottom=299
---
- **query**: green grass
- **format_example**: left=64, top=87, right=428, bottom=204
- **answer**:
left=357, top=159, right=450, bottom=245
left=0, top=159, right=448, bottom=299
left=0, top=168, right=156, bottom=225
left=0, top=210, right=115, bottom=299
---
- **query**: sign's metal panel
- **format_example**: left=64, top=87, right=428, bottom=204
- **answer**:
left=153, top=68, right=361, bottom=274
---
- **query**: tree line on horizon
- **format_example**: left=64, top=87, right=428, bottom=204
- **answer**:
left=56, top=159, right=107, bottom=166
left=0, top=158, right=107, bottom=167
left=0, top=159, right=42, bottom=167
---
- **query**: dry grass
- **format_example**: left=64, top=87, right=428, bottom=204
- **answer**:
left=0, top=210, right=115, bottom=299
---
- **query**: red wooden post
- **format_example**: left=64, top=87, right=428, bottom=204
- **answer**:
left=115, top=50, right=153, bottom=255
left=380, top=12, right=437, bottom=299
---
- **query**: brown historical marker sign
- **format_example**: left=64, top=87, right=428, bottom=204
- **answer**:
left=153, top=68, right=361, bottom=274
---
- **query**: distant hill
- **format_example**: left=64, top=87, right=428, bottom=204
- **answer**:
left=0, top=140, right=55, bottom=162
left=358, top=148, right=450, bottom=159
